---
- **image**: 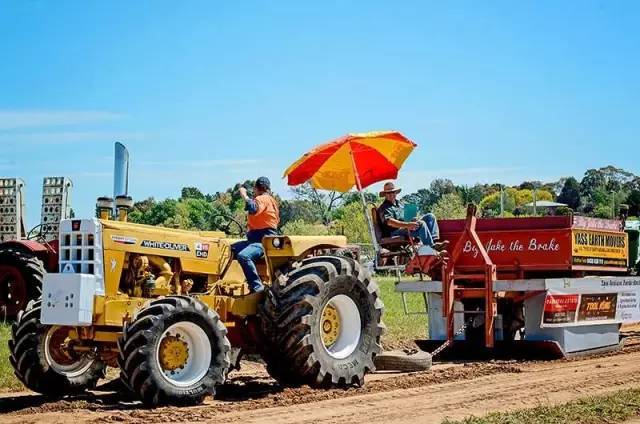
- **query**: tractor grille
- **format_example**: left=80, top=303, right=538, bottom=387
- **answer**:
left=58, top=218, right=105, bottom=294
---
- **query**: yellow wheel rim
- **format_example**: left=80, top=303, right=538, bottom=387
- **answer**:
left=321, top=304, right=341, bottom=348
left=159, top=334, right=189, bottom=372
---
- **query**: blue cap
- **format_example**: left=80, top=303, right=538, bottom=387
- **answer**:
left=255, top=176, right=271, bottom=190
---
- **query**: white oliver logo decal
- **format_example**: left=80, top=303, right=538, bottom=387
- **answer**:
left=141, top=240, right=190, bottom=251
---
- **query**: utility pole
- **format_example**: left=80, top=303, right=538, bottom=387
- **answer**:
left=611, top=191, right=616, bottom=219
left=533, top=188, right=538, bottom=216
left=500, top=185, right=504, bottom=217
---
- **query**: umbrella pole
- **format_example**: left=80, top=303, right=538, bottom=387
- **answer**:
left=349, top=150, right=381, bottom=264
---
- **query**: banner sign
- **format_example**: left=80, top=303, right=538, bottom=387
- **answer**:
left=541, top=289, right=640, bottom=327
left=447, top=228, right=627, bottom=270
left=573, top=216, right=623, bottom=232
left=577, top=294, right=617, bottom=322
left=455, top=229, right=572, bottom=268
left=572, top=229, right=628, bottom=267
left=543, top=294, right=579, bottom=325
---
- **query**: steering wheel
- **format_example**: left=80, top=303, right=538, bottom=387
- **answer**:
left=26, top=224, right=47, bottom=243
left=213, top=213, right=245, bottom=237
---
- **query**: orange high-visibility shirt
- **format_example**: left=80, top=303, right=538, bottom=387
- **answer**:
left=247, top=193, right=280, bottom=230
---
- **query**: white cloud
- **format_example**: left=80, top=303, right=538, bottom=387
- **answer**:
left=138, top=158, right=264, bottom=168
left=0, top=131, right=146, bottom=144
left=0, top=110, right=124, bottom=130
left=77, top=171, right=112, bottom=178
left=388, top=166, right=528, bottom=194
left=401, top=166, right=525, bottom=179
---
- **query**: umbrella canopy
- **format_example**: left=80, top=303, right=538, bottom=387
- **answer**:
left=284, top=131, right=417, bottom=193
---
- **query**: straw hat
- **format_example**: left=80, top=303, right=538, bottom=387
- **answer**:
left=379, top=181, right=402, bottom=196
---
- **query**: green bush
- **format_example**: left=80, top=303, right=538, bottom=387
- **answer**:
left=331, top=202, right=372, bottom=244
left=281, top=219, right=329, bottom=236
left=433, top=193, right=466, bottom=219
left=0, top=324, right=21, bottom=391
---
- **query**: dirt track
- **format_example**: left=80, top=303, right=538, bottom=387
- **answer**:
left=3, top=340, right=640, bottom=424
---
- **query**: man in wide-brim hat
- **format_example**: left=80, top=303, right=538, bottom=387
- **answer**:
left=377, top=181, right=446, bottom=250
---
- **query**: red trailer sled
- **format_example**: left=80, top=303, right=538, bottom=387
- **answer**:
left=390, top=206, right=638, bottom=359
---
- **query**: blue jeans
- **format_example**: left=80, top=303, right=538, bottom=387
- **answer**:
left=231, top=240, right=265, bottom=292
left=391, top=213, right=439, bottom=247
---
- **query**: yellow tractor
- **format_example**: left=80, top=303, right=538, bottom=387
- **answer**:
left=8, top=197, right=384, bottom=406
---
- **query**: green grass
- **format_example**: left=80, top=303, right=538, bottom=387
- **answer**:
left=0, top=323, right=21, bottom=391
left=442, top=387, right=640, bottom=424
left=376, top=276, right=428, bottom=349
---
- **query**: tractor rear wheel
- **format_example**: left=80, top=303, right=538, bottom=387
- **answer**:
left=259, top=256, right=384, bottom=387
left=8, top=300, right=106, bottom=395
left=118, top=296, right=231, bottom=406
left=0, top=248, right=44, bottom=318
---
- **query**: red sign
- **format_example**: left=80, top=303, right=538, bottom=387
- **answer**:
left=543, top=294, right=579, bottom=324
left=444, top=229, right=573, bottom=269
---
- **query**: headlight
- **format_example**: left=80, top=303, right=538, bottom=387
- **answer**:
left=272, top=237, right=282, bottom=249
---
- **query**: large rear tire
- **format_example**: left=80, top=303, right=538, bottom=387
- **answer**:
left=0, top=248, right=44, bottom=318
left=8, top=300, right=106, bottom=395
left=259, top=256, right=384, bottom=387
left=118, top=296, right=231, bottom=406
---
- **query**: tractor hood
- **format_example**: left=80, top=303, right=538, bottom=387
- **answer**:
left=100, top=219, right=231, bottom=241
left=99, top=219, right=348, bottom=258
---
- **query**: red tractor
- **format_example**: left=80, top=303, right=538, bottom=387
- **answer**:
left=0, top=239, right=57, bottom=318
left=0, top=176, right=71, bottom=318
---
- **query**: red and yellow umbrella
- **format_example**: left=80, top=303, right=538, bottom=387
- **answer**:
left=284, top=131, right=417, bottom=193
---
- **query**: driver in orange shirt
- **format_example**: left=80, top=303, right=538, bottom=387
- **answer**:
left=232, top=177, right=279, bottom=293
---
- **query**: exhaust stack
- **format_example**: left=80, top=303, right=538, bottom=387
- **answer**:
left=96, top=142, right=132, bottom=221
left=114, top=142, right=129, bottom=200
left=96, top=197, right=114, bottom=220
left=115, top=195, right=133, bottom=222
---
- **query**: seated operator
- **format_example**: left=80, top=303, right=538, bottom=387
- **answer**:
left=377, top=181, right=447, bottom=251
left=232, top=176, right=280, bottom=293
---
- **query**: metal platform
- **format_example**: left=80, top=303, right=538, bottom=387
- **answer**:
left=397, top=276, right=640, bottom=358
left=396, top=276, right=640, bottom=294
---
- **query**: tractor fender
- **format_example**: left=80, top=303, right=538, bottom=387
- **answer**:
left=0, top=240, right=58, bottom=271
left=1, top=240, right=50, bottom=253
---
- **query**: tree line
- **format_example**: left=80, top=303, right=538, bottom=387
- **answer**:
left=128, top=165, right=640, bottom=244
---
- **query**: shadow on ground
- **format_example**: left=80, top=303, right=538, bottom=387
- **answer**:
left=0, top=377, right=284, bottom=415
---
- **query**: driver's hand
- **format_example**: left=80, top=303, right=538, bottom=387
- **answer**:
left=239, top=187, right=248, bottom=198
left=407, top=222, right=419, bottom=231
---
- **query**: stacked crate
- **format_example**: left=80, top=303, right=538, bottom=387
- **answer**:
left=40, top=177, right=73, bottom=241
left=0, top=178, right=25, bottom=242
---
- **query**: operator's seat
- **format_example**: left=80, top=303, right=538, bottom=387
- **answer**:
left=370, top=206, right=407, bottom=249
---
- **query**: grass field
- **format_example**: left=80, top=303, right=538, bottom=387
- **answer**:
left=442, top=387, right=640, bottom=424
left=376, top=276, right=428, bottom=349
left=0, top=275, right=424, bottom=392
left=0, top=323, right=21, bottom=392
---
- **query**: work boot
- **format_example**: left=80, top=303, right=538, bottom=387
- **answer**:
left=433, top=240, right=449, bottom=251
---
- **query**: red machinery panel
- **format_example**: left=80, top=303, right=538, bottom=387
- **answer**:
left=438, top=216, right=627, bottom=275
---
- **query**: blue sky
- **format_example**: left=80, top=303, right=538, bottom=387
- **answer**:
left=1, top=1, right=638, bottom=227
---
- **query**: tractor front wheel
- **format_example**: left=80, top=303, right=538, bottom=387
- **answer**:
left=8, top=301, right=106, bottom=395
left=118, top=296, right=231, bottom=406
